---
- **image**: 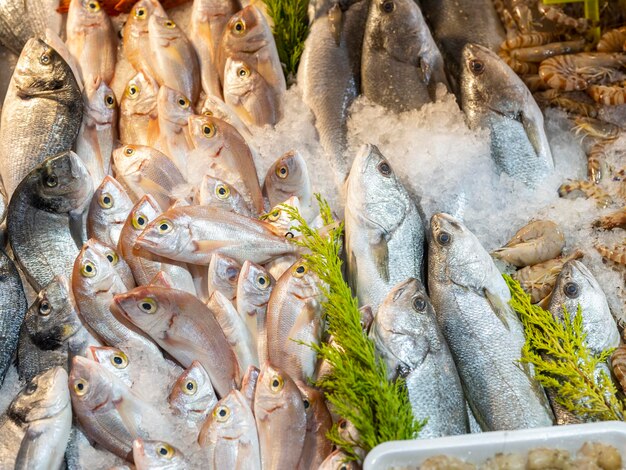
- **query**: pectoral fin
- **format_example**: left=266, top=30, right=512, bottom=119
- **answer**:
left=484, top=288, right=511, bottom=331
left=373, top=237, right=390, bottom=283
left=521, top=112, right=546, bottom=159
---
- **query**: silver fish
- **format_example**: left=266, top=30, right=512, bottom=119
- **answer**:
left=200, top=95, right=253, bottom=141
left=119, top=71, right=160, bottom=147
left=168, top=360, right=217, bottom=424
left=296, top=384, right=333, bottom=469
left=370, top=278, right=468, bottom=438
left=345, top=144, right=425, bottom=312
left=208, top=253, right=242, bottom=301
left=361, top=0, right=448, bottom=112
left=0, top=39, right=83, bottom=195
left=262, top=150, right=312, bottom=216
left=156, top=86, right=193, bottom=173
left=460, top=43, right=554, bottom=186
left=196, top=175, right=256, bottom=217
left=87, top=176, right=134, bottom=248
left=428, top=213, right=554, bottom=431
left=87, top=346, right=133, bottom=387
left=133, top=439, right=189, bottom=470
left=122, top=0, right=166, bottom=78
left=0, top=0, right=61, bottom=55
left=8, top=151, right=93, bottom=291
left=240, top=365, right=260, bottom=410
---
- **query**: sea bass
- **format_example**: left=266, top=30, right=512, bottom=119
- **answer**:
left=428, top=213, right=554, bottom=431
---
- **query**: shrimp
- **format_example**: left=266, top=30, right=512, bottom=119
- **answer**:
left=587, top=83, right=626, bottom=105
left=499, top=50, right=538, bottom=75
left=539, top=53, right=626, bottom=91
left=512, top=250, right=584, bottom=304
left=523, top=74, right=550, bottom=92
left=558, top=180, right=613, bottom=208
left=537, top=2, right=590, bottom=33
left=534, top=89, right=598, bottom=116
left=511, top=39, right=587, bottom=63
left=491, top=220, right=565, bottom=267
left=572, top=117, right=621, bottom=140
left=511, top=1, right=535, bottom=34
left=595, top=242, right=626, bottom=265
left=593, top=207, right=626, bottom=230
left=587, top=141, right=610, bottom=183
left=597, top=27, right=626, bottom=53
left=611, top=346, right=626, bottom=394
left=501, top=32, right=556, bottom=51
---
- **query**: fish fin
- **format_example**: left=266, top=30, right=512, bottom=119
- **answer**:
left=328, top=4, right=344, bottom=46
left=348, top=250, right=358, bottom=298
left=521, top=112, right=546, bottom=159
left=373, top=237, right=390, bottom=283
left=484, top=289, right=511, bottom=331
left=193, top=240, right=235, bottom=253
left=113, top=397, right=142, bottom=437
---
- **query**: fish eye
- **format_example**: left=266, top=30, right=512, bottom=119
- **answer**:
left=134, top=6, right=146, bottom=18
left=132, top=213, right=147, bottom=230
left=339, top=419, right=347, bottom=429
left=564, top=282, right=580, bottom=299
left=73, top=379, right=88, bottom=396
left=339, top=465, right=348, bottom=470
left=138, top=297, right=158, bottom=314
left=39, top=51, right=51, bottom=65
left=202, top=123, right=217, bottom=138
left=87, top=1, right=100, bottom=12
left=214, top=405, right=231, bottom=422
left=203, top=110, right=213, bottom=116
left=126, top=84, right=140, bottom=99
left=379, top=0, right=395, bottom=13
left=155, top=443, right=174, bottom=459
left=157, top=219, right=173, bottom=234
left=215, top=183, right=230, bottom=200
left=45, top=173, right=58, bottom=187
left=110, top=352, right=128, bottom=369
left=182, top=378, right=197, bottom=395
left=268, top=210, right=281, bottom=222
left=98, top=192, right=114, bottom=209
left=177, top=96, right=189, bottom=108
left=293, top=263, right=307, bottom=277
left=25, top=382, right=38, bottom=395
left=104, top=94, right=115, bottom=108
left=275, top=165, right=289, bottom=179
left=437, top=231, right=451, bottom=246
left=105, top=250, right=119, bottom=265
left=237, top=66, right=250, bottom=78
left=412, top=295, right=426, bottom=312
left=270, top=374, right=284, bottom=392
left=469, top=59, right=485, bottom=75
left=165, top=20, right=176, bottom=28
left=232, top=19, right=246, bottom=35
left=303, top=398, right=310, bottom=409
left=38, top=299, right=52, bottom=316
left=256, top=274, right=270, bottom=289
left=80, top=261, right=97, bottom=278
left=124, top=146, right=135, bottom=156
left=377, top=161, right=392, bottom=177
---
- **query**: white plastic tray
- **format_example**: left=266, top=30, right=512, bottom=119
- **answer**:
left=364, top=422, right=626, bottom=469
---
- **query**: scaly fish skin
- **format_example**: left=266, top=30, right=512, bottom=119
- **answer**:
left=0, top=0, right=61, bottom=55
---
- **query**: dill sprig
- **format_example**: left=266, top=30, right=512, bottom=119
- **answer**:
left=282, top=195, right=423, bottom=461
left=505, top=274, right=625, bottom=421
left=263, top=0, right=309, bottom=80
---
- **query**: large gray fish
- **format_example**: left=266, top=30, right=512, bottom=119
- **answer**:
left=0, top=0, right=61, bottom=55
left=428, top=213, right=554, bottom=431
left=0, top=367, right=71, bottom=470
left=0, top=39, right=83, bottom=195
left=419, top=0, right=505, bottom=95
left=370, top=278, right=468, bottom=438
left=8, top=151, right=93, bottom=291
left=460, top=43, right=554, bottom=186
left=345, top=144, right=424, bottom=313
left=0, top=249, right=27, bottom=386
left=18, top=276, right=94, bottom=382
left=87, top=176, right=134, bottom=248
left=361, top=0, right=447, bottom=112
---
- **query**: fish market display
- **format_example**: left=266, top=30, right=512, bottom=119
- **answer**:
left=0, top=0, right=625, bottom=468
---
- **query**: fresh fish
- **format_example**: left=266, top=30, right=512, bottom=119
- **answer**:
left=218, top=5, right=286, bottom=116
left=135, top=205, right=300, bottom=265
left=266, top=260, right=323, bottom=382
left=240, top=365, right=260, bottom=409
left=187, top=114, right=263, bottom=213
left=0, top=367, right=71, bottom=470
left=66, top=0, right=116, bottom=84
left=113, top=285, right=240, bottom=396
left=298, top=4, right=357, bottom=184
left=236, top=260, right=274, bottom=365
left=428, top=213, right=554, bottom=431
left=198, top=389, right=261, bottom=470
left=362, top=0, right=447, bottom=112
left=265, top=197, right=303, bottom=237
left=122, top=0, right=166, bottom=77
left=318, top=449, right=359, bottom=470
left=224, top=57, right=279, bottom=127
left=112, top=144, right=186, bottom=210
left=0, top=39, right=83, bottom=195
left=75, top=76, right=118, bottom=185
left=262, top=150, right=312, bottom=216
left=98, top=240, right=136, bottom=290
left=133, top=439, right=189, bottom=470
left=87, top=346, right=133, bottom=387
left=72, top=238, right=160, bottom=354
left=18, top=276, right=92, bottom=382
left=87, top=176, right=134, bottom=248
left=168, top=360, right=217, bottom=423
left=0, top=250, right=27, bottom=386
left=148, top=14, right=200, bottom=103
left=0, top=0, right=61, bottom=56
left=208, top=253, right=241, bottom=301
left=296, top=384, right=333, bottom=469
left=119, top=71, right=160, bottom=147
left=69, top=356, right=171, bottom=460
left=254, top=364, right=306, bottom=470
left=189, top=0, right=239, bottom=99
left=208, top=291, right=259, bottom=372
left=8, top=151, right=93, bottom=291
left=117, top=195, right=196, bottom=293
left=196, top=175, right=256, bottom=217
left=345, top=144, right=425, bottom=312
left=200, top=94, right=253, bottom=140
left=156, top=86, right=193, bottom=173
left=370, top=278, right=468, bottom=438
left=460, top=43, right=554, bottom=186
left=419, top=0, right=505, bottom=95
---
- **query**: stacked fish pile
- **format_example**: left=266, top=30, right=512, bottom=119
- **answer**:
left=0, top=0, right=624, bottom=469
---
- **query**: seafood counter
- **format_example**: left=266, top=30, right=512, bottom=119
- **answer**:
left=0, top=0, right=624, bottom=469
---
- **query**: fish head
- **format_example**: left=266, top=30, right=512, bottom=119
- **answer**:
left=121, top=72, right=159, bottom=116
left=265, top=150, right=309, bottom=202
left=25, top=276, right=80, bottom=349
left=133, top=439, right=186, bottom=470
left=266, top=197, right=301, bottom=235
left=200, top=95, right=238, bottom=123
left=222, top=6, right=268, bottom=53
left=112, top=285, right=178, bottom=336
left=9, top=367, right=70, bottom=423
left=168, top=360, right=215, bottom=415
left=69, top=356, right=114, bottom=411
left=83, top=76, right=116, bottom=126
left=237, top=260, right=273, bottom=309
left=346, top=144, right=409, bottom=233
left=13, top=39, right=75, bottom=97
left=112, top=144, right=150, bottom=177
left=89, top=176, right=134, bottom=227
left=296, top=383, right=329, bottom=431
left=72, top=239, right=120, bottom=294
left=134, top=207, right=192, bottom=258
left=201, top=389, right=250, bottom=441
left=123, top=195, right=161, bottom=239
left=68, top=0, right=108, bottom=28
left=208, top=253, right=241, bottom=293
left=125, top=0, right=165, bottom=35
left=278, top=259, right=321, bottom=298
left=224, top=57, right=262, bottom=97
left=187, top=114, right=228, bottom=153
left=321, top=449, right=359, bottom=469
left=157, top=86, right=192, bottom=125
left=88, top=346, right=131, bottom=376
left=255, top=364, right=303, bottom=419
left=198, top=174, right=242, bottom=210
